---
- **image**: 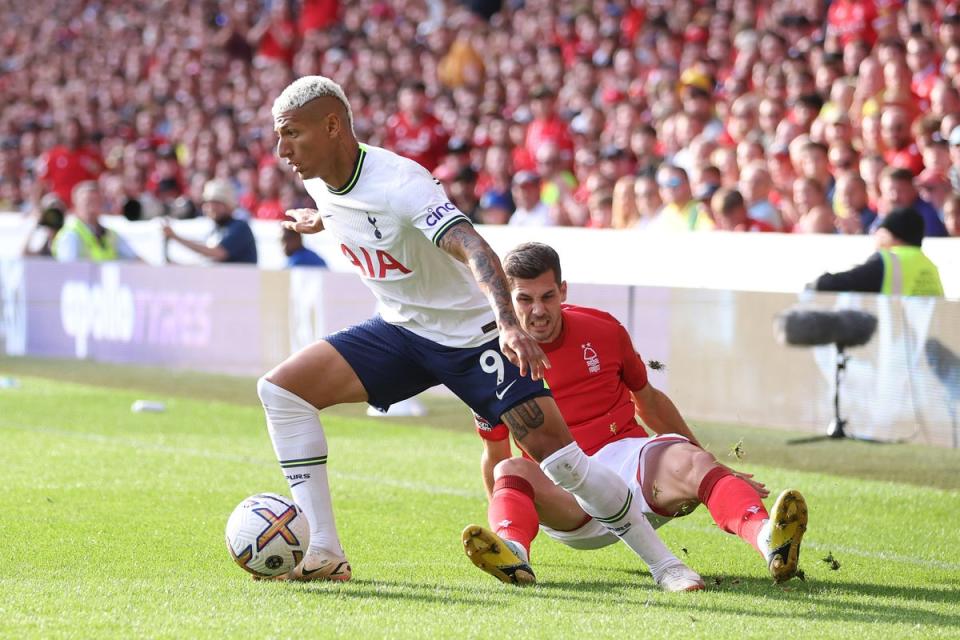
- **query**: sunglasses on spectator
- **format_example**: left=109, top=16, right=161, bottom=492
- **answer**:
left=658, top=176, right=683, bottom=188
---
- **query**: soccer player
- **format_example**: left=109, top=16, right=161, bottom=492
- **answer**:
left=263, top=76, right=701, bottom=590
left=462, top=242, right=808, bottom=586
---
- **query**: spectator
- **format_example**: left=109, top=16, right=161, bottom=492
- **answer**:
left=916, top=169, right=951, bottom=215
left=385, top=81, right=449, bottom=172
left=632, top=176, right=662, bottom=230
left=834, top=173, right=877, bottom=234
left=282, top=227, right=327, bottom=268
left=22, top=193, right=66, bottom=257
left=52, top=181, right=138, bottom=262
left=508, top=171, right=551, bottom=227
left=877, top=167, right=949, bottom=237
left=476, top=191, right=512, bottom=225
left=881, top=106, right=924, bottom=175
left=524, top=85, right=573, bottom=166
left=948, top=126, right=960, bottom=193
left=791, top=177, right=837, bottom=234
left=36, top=118, right=104, bottom=207
left=650, top=164, right=714, bottom=232
left=944, top=194, right=960, bottom=236
left=161, top=179, right=257, bottom=264
left=711, top=188, right=775, bottom=232
left=739, top=162, right=784, bottom=230
left=811, top=207, right=944, bottom=296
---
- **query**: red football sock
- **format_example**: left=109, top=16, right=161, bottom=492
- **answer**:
left=698, top=467, right=769, bottom=556
left=487, top=475, right=540, bottom=557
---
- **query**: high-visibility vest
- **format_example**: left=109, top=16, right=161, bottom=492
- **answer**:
left=52, top=217, right=119, bottom=262
left=879, top=246, right=944, bottom=297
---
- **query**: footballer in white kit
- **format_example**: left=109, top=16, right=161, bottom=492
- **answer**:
left=301, top=142, right=550, bottom=419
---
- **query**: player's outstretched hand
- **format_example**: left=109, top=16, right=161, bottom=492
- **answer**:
left=282, top=208, right=325, bottom=234
left=499, top=325, right=551, bottom=381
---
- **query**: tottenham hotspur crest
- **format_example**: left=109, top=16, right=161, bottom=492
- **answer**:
left=366, top=213, right=382, bottom=239
left=582, top=343, right=600, bottom=373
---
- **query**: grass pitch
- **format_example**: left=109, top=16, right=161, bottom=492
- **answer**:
left=1, top=358, right=958, bottom=639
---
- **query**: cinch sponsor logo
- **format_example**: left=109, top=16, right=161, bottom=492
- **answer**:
left=60, top=264, right=213, bottom=358
left=425, top=202, right=457, bottom=227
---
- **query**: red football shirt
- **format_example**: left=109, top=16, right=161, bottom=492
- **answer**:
left=477, top=305, right=649, bottom=456
left=37, top=145, right=105, bottom=206
left=827, top=0, right=878, bottom=47
left=384, top=112, right=449, bottom=172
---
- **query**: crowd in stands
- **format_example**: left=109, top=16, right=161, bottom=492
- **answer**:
left=2, top=0, right=960, bottom=265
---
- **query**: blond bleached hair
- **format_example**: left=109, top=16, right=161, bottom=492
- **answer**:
left=271, top=75, right=354, bottom=133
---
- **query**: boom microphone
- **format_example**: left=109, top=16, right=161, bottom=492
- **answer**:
left=774, top=308, right=878, bottom=349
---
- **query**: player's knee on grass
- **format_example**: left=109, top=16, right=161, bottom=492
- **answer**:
left=500, top=397, right=573, bottom=462
left=644, top=443, right=716, bottom=516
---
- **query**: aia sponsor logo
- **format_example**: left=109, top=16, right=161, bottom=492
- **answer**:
left=341, top=244, right=412, bottom=279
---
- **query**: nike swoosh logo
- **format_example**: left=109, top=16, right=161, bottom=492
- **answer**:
left=290, top=481, right=306, bottom=488
left=301, top=561, right=333, bottom=576
left=495, top=380, right=517, bottom=400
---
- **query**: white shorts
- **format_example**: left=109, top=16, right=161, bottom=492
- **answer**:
left=540, top=434, right=690, bottom=550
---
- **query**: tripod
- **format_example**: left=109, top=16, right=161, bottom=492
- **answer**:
left=789, top=345, right=856, bottom=445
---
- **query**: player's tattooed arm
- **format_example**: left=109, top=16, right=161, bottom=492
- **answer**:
left=501, top=398, right=545, bottom=442
left=439, top=221, right=551, bottom=379
left=437, top=221, right=518, bottom=328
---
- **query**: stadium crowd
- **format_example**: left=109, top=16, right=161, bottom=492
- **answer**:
left=3, top=0, right=960, bottom=254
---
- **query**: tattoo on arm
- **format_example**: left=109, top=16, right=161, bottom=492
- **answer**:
left=501, top=399, right=545, bottom=441
left=438, top=222, right=517, bottom=327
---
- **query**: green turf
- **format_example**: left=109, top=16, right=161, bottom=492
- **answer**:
left=2, top=356, right=959, bottom=491
left=1, top=365, right=959, bottom=639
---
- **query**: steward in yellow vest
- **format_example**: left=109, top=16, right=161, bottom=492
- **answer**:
left=811, top=206, right=943, bottom=296
left=51, top=181, right=138, bottom=262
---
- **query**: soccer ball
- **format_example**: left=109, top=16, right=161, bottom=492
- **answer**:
left=225, top=493, right=309, bottom=577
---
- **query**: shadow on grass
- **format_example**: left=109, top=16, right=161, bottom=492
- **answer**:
left=282, top=574, right=959, bottom=630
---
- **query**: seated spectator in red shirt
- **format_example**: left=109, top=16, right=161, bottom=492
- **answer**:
left=907, top=35, right=939, bottom=104
left=881, top=106, right=924, bottom=175
left=524, top=85, right=573, bottom=166
left=385, top=81, right=449, bottom=172
left=250, top=0, right=298, bottom=68
left=36, top=118, right=104, bottom=207
left=712, top=188, right=775, bottom=232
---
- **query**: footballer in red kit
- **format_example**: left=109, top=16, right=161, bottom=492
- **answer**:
left=463, top=242, right=809, bottom=589
left=477, top=305, right=651, bottom=457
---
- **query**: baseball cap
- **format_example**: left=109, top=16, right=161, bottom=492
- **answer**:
left=879, top=207, right=925, bottom=246
left=479, top=191, right=512, bottom=211
left=512, top=171, right=540, bottom=186
left=202, top=179, right=236, bottom=208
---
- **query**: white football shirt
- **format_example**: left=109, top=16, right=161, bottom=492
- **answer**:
left=302, top=144, right=497, bottom=348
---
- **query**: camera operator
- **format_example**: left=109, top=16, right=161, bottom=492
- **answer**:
left=22, top=193, right=66, bottom=258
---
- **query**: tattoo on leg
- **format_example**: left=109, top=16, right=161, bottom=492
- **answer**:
left=501, top=399, right=545, bottom=441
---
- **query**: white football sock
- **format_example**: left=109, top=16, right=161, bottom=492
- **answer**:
left=540, top=441, right=683, bottom=582
left=258, top=377, right=343, bottom=556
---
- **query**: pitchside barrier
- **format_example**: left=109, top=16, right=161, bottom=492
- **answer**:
left=1, top=252, right=958, bottom=447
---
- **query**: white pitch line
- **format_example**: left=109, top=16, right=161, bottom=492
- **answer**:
left=1, top=423, right=484, bottom=500
left=6, top=422, right=958, bottom=571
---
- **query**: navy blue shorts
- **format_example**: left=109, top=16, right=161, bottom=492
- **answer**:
left=326, top=316, right=551, bottom=424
